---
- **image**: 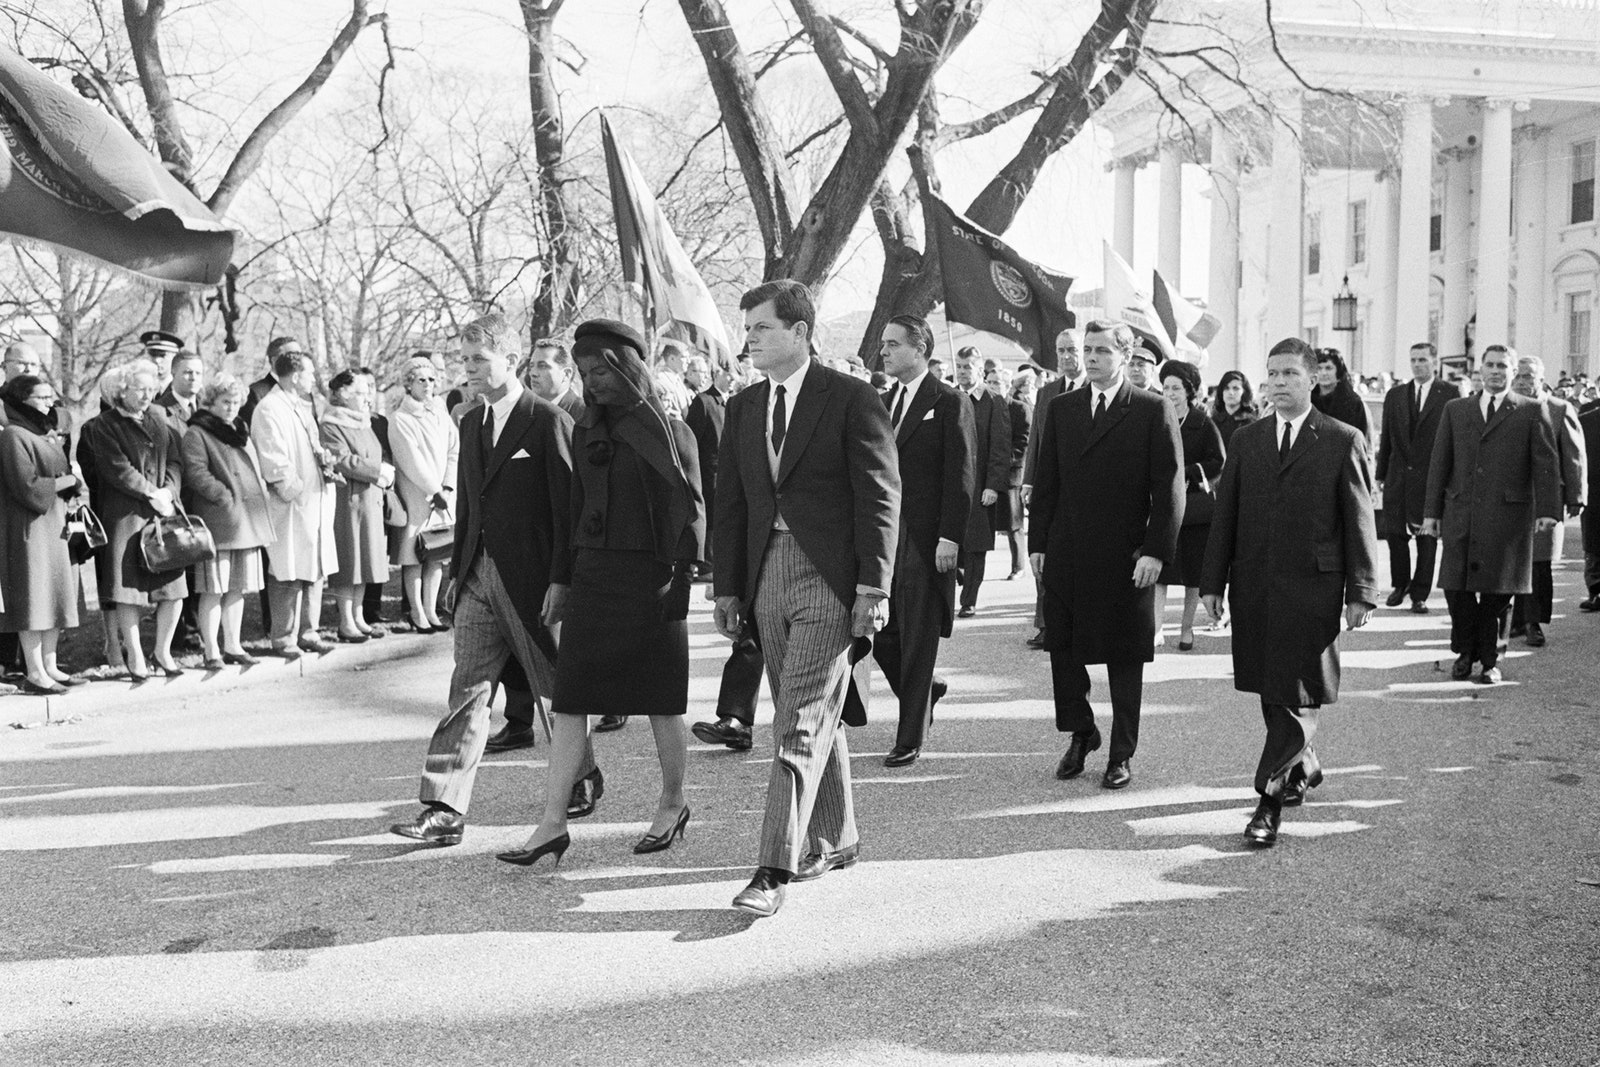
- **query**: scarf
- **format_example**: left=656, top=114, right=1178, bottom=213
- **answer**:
left=189, top=407, right=249, bottom=448
left=2, top=395, right=56, bottom=437
left=320, top=404, right=371, bottom=432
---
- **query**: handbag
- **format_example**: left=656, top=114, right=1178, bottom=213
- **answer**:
left=139, top=504, right=217, bottom=573
left=383, top=487, right=408, bottom=528
left=65, top=504, right=108, bottom=565
left=1182, top=485, right=1215, bottom=527
left=414, top=507, right=454, bottom=564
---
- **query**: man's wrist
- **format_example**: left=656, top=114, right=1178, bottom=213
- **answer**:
left=854, top=584, right=888, bottom=600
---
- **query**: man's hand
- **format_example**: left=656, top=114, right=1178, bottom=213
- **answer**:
left=1020, top=485, right=1032, bottom=505
left=935, top=538, right=959, bottom=573
left=980, top=489, right=998, bottom=507
left=442, top=579, right=458, bottom=614
left=1345, top=601, right=1374, bottom=630
left=1030, top=552, right=1045, bottom=581
left=1131, top=554, right=1163, bottom=589
left=1569, top=505, right=1584, bottom=519
left=851, top=592, right=889, bottom=638
left=541, top=583, right=569, bottom=628
left=1203, top=594, right=1224, bottom=620
left=1535, top=516, right=1559, bottom=533
left=714, top=595, right=745, bottom=640
left=1419, top=518, right=1440, bottom=538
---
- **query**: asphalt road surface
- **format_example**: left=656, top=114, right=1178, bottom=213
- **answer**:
left=3, top=548, right=1597, bottom=1066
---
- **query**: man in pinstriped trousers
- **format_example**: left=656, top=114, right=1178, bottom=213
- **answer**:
left=714, top=280, right=900, bottom=918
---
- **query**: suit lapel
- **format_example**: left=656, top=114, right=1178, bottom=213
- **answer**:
left=776, top=363, right=830, bottom=486
left=895, top=374, right=938, bottom=449
left=1281, top=408, right=1321, bottom=472
left=1082, top=379, right=1131, bottom=453
left=1482, top=393, right=1517, bottom=437
left=484, top=394, right=531, bottom=486
left=743, top=379, right=772, bottom=484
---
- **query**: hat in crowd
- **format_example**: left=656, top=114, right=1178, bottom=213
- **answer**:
left=1130, top=342, right=1161, bottom=365
left=139, top=330, right=184, bottom=356
left=571, top=319, right=647, bottom=363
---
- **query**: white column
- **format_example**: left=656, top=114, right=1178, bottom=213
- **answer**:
left=1365, top=176, right=1399, bottom=376
left=1113, top=160, right=1137, bottom=263
left=1395, top=97, right=1434, bottom=372
left=1158, top=144, right=1183, bottom=287
left=1477, top=99, right=1515, bottom=350
left=1443, top=146, right=1473, bottom=359
left=1513, top=124, right=1547, bottom=355
left=1208, top=126, right=1241, bottom=375
left=1266, top=94, right=1305, bottom=343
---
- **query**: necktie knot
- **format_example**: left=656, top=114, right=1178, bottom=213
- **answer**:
left=1094, top=393, right=1107, bottom=421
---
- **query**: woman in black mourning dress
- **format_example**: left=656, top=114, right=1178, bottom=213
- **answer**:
left=499, top=319, right=705, bottom=870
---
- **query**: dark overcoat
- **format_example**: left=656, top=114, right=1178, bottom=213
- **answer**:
left=1028, top=378, right=1183, bottom=664
left=1200, top=408, right=1380, bottom=706
left=960, top=388, right=1010, bottom=549
left=1581, top=407, right=1600, bottom=557
left=684, top=387, right=726, bottom=538
left=81, top=407, right=187, bottom=605
left=1530, top=394, right=1587, bottom=563
left=1424, top=393, right=1560, bottom=595
left=886, top=374, right=976, bottom=638
left=181, top=421, right=274, bottom=550
left=1374, top=377, right=1459, bottom=529
left=999, top=398, right=1031, bottom=532
left=0, top=421, right=81, bottom=630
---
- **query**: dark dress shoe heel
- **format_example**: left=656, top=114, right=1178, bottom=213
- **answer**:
left=595, top=715, right=628, bottom=732
left=633, top=807, right=691, bottom=854
left=1055, top=727, right=1102, bottom=780
left=201, top=658, right=227, bottom=671
left=1244, top=798, right=1281, bottom=847
left=52, top=675, right=87, bottom=687
left=20, top=679, right=67, bottom=695
left=153, top=661, right=185, bottom=679
left=567, top=767, right=605, bottom=819
left=957, top=605, right=977, bottom=618
left=732, top=867, right=788, bottom=917
left=336, top=631, right=369, bottom=644
left=1177, top=639, right=1194, bottom=651
left=1385, top=588, right=1407, bottom=608
left=1410, top=600, right=1429, bottom=614
left=1526, top=623, right=1545, bottom=647
left=497, top=832, right=570, bottom=868
left=883, top=745, right=920, bottom=768
left=222, top=651, right=259, bottom=666
left=792, top=843, right=860, bottom=883
left=691, top=717, right=753, bottom=750
left=390, top=808, right=465, bottom=846
left=1101, top=759, right=1132, bottom=790
left=484, top=725, right=538, bottom=753
left=1449, top=654, right=1473, bottom=680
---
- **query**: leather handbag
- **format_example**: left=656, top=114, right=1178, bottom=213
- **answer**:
left=65, top=504, right=109, bottom=565
left=140, top=504, right=217, bottom=573
left=1182, top=485, right=1215, bottom=527
left=414, top=508, right=454, bottom=564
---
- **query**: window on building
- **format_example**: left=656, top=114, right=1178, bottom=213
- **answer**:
left=1573, top=140, right=1595, bottom=225
left=1430, top=183, right=1443, bottom=253
left=1569, top=291, right=1592, bottom=374
left=1304, top=325, right=1320, bottom=349
left=1348, top=200, right=1367, bottom=265
left=1305, top=213, right=1321, bottom=275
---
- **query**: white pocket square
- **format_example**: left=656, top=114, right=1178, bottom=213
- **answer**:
left=921, top=409, right=936, bottom=421
left=510, top=448, right=533, bottom=460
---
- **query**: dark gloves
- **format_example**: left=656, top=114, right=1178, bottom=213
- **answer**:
left=662, top=560, right=696, bottom=622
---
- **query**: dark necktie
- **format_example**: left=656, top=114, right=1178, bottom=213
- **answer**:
left=890, top=384, right=906, bottom=429
left=481, top=405, right=495, bottom=459
left=1486, top=396, right=1497, bottom=422
left=1094, top=392, right=1107, bottom=422
left=1279, top=421, right=1292, bottom=463
left=772, top=384, right=787, bottom=454
left=1411, top=383, right=1422, bottom=423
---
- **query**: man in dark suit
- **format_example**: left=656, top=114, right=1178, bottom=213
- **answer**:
left=1508, top=355, right=1588, bottom=645
left=1423, top=344, right=1560, bottom=685
left=873, top=318, right=975, bottom=768
left=1029, top=318, right=1182, bottom=791
left=1375, top=341, right=1459, bottom=613
left=1580, top=404, right=1600, bottom=612
left=153, top=349, right=204, bottom=426
left=715, top=280, right=899, bottom=917
left=952, top=346, right=1009, bottom=618
left=1021, top=328, right=1082, bottom=649
left=685, top=361, right=729, bottom=535
left=391, top=312, right=595, bottom=845
left=1202, top=336, right=1381, bottom=847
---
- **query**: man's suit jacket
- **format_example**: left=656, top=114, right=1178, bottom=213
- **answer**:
left=454, top=390, right=574, bottom=642
left=239, top=373, right=276, bottom=429
left=555, top=389, right=586, bottom=423
left=1375, top=377, right=1459, bottom=530
left=1424, top=392, right=1559, bottom=595
left=961, top=388, right=1010, bottom=547
left=685, top=387, right=727, bottom=531
left=153, top=385, right=196, bottom=427
left=884, top=374, right=976, bottom=636
left=1023, top=375, right=1071, bottom=486
left=1532, top=393, right=1588, bottom=563
left=1580, top=406, right=1600, bottom=558
left=713, top=360, right=899, bottom=614
left=1201, top=408, right=1380, bottom=706
left=1029, top=378, right=1183, bottom=664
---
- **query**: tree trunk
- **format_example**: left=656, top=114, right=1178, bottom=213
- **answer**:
left=521, top=0, right=583, bottom=341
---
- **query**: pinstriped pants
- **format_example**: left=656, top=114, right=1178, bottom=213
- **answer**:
left=752, top=532, right=859, bottom=873
left=419, top=554, right=556, bottom=814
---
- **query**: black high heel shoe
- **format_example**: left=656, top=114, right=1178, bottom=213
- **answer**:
left=633, top=806, right=690, bottom=855
left=496, top=832, right=570, bottom=868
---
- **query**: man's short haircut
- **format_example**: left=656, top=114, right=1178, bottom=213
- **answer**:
left=888, top=314, right=934, bottom=360
left=1056, top=326, right=1080, bottom=343
left=956, top=345, right=983, bottom=364
left=1082, top=319, right=1135, bottom=353
left=271, top=348, right=311, bottom=379
left=1268, top=335, right=1320, bottom=374
left=684, top=354, right=709, bottom=376
left=739, top=279, right=816, bottom=338
left=170, top=349, right=204, bottom=370
left=1516, top=353, right=1546, bottom=378
left=1482, top=343, right=1515, bottom=362
left=461, top=311, right=517, bottom=357
left=532, top=339, right=572, bottom=366
left=4, top=342, right=39, bottom=364
left=1410, top=341, right=1437, bottom=357
left=266, top=336, right=302, bottom=360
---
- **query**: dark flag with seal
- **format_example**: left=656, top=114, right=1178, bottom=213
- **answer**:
left=0, top=46, right=233, bottom=287
left=924, top=192, right=1075, bottom=370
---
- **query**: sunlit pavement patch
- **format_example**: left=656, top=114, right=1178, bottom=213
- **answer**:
left=1126, top=808, right=1375, bottom=838
left=0, top=800, right=413, bottom=851
left=141, top=853, right=349, bottom=874
left=0, top=783, right=261, bottom=806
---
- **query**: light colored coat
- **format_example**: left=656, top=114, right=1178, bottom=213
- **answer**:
left=1531, top=394, right=1587, bottom=563
left=251, top=387, right=335, bottom=582
left=389, top=397, right=458, bottom=566
left=320, top=410, right=390, bottom=586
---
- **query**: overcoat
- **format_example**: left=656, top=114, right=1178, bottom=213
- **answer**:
left=960, top=388, right=1010, bottom=549
left=1530, top=394, right=1587, bottom=563
left=180, top=418, right=274, bottom=550
left=0, top=420, right=81, bottom=630
left=1424, top=392, right=1560, bottom=595
left=80, top=406, right=187, bottom=605
left=1028, top=378, right=1183, bottom=663
left=1374, top=377, right=1459, bottom=530
left=1211, top=405, right=1257, bottom=451
left=1582, top=406, right=1600, bottom=558
left=320, top=411, right=390, bottom=586
left=1200, top=408, right=1380, bottom=706
left=251, top=387, right=336, bottom=583
left=684, top=387, right=726, bottom=536
left=998, top=397, right=1031, bottom=532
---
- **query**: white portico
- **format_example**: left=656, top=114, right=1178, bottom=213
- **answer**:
left=1096, top=0, right=1600, bottom=384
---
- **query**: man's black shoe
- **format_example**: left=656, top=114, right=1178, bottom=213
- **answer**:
left=1054, top=727, right=1102, bottom=780
left=567, top=767, right=604, bottom=818
left=484, top=724, right=537, bottom=753
left=691, top=717, right=753, bottom=751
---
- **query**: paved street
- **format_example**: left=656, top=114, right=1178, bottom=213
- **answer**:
left=2, top=548, right=1598, bottom=1066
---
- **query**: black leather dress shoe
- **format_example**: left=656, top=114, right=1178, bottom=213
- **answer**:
left=691, top=717, right=754, bottom=751
left=390, top=807, right=464, bottom=845
left=1281, top=753, right=1324, bottom=807
left=1450, top=654, right=1473, bottom=680
left=1243, top=798, right=1281, bottom=847
left=1508, top=623, right=1526, bottom=639
left=1054, top=727, right=1102, bottom=780
left=1581, top=595, right=1600, bottom=612
left=1026, top=629, right=1046, bottom=649
left=1385, top=588, right=1407, bottom=607
left=792, top=843, right=860, bottom=883
left=1101, top=759, right=1132, bottom=790
left=957, top=605, right=977, bottom=618
left=1410, top=601, right=1430, bottom=614
left=732, top=867, right=788, bottom=917
left=567, top=766, right=605, bottom=818
left=1476, top=666, right=1503, bottom=685
left=484, top=724, right=537, bottom=753
left=1526, top=623, right=1546, bottom=647
left=883, top=745, right=920, bottom=768
left=930, top=678, right=947, bottom=722
left=595, top=715, right=628, bottom=732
